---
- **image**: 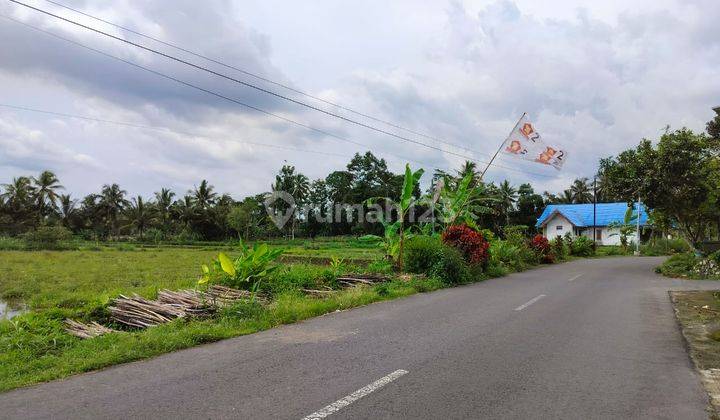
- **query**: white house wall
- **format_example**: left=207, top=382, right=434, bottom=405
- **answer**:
left=541, top=214, right=640, bottom=246
left=543, top=214, right=575, bottom=239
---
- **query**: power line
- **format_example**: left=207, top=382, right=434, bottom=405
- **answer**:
left=9, top=0, right=497, bottom=165
left=0, top=103, right=356, bottom=159
left=41, top=0, right=491, bottom=158
left=1, top=12, right=556, bottom=179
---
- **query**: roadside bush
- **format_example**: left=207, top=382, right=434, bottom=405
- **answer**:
left=404, top=236, right=471, bottom=285
left=22, top=226, right=73, bottom=250
left=530, top=234, right=554, bottom=263
left=490, top=240, right=525, bottom=271
left=552, top=236, right=566, bottom=260
left=0, top=236, right=25, bottom=250
left=442, top=224, right=490, bottom=265
left=570, top=236, right=595, bottom=257
left=709, top=251, right=720, bottom=265
left=655, top=252, right=698, bottom=277
left=503, top=225, right=528, bottom=245
left=641, top=237, right=691, bottom=256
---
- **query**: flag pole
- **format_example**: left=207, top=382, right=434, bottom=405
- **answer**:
left=479, top=112, right=527, bottom=180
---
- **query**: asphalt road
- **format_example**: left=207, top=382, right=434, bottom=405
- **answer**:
left=2, top=257, right=719, bottom=419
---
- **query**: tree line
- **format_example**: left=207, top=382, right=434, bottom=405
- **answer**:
left=2, top=110, right=719, bottom=245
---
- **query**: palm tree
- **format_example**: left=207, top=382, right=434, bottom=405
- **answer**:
left=58, top=194, right=77, bottom=228
left=99, top=184, right=129, bottom=237
left=192, top=180, right=217, bottom=211
left=271, top=166, right=310, bottom=238
left=32, top=170, right=63, bottom=221
left=569, top=177, right=592, bottom=203
left=1, top=177, right=36, bottom=226
left=498, top=180, right=518, bottom=225
left=456, top=161, right=480, bottom=188
left=174, top=195, right=197, bottom=230
left=1, top=177, right=34, bottom=205
left=124, top=196, right=154, bottom=239
left=154, top=188, right=175, bottom=235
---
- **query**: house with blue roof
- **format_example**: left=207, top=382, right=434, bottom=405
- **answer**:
left=536, top=202, right=650, bottom=246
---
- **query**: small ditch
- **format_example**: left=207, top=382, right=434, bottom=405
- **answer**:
left=0, top=299, right=27, bottom=320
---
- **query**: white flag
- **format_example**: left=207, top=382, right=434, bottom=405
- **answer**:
left=501, top=115, right=567, bottom=170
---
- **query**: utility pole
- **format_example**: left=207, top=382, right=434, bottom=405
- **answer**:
left=593, top=176, right=597, bottom=250
left=634, top=197, right=642, bottom=256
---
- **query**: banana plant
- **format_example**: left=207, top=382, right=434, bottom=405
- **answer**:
left=437, top=172, right=498, bottom=227
left=609, top=206, right=639, bottom=251
left=199, top=240, right=284, bottom=300
left=364, top=164, right=424, bottom=270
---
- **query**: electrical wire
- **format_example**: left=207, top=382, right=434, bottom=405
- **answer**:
left=9, top=0, right=501, bottom=165
left=41, top=0, right=491, bottom=158
left=0, top=11, right=555, bottom=179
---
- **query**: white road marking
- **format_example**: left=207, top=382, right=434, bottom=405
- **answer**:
left=567, top=274, right=583, bottom=282
left=514, top=294, right=546, bottom=311
left=301, top=369, right=408, bottom=419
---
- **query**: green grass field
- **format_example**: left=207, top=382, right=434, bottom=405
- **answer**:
left=0, top=242, right=398, bottom=392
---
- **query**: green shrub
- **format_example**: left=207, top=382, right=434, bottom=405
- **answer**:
left=22, top=226, right=73, bottom=250
left=641, top=237, right=691, bottom=256
left=489, top=240, right=523, bottom=271
left=552, top=236, right=567, bottom=260
left=404, top=236, right=471, bottom=285
left=570, top=236, right=595, bottom=257
left=709, top=251, right=720, bottom=265
left=0, top=236, right=25, bottom=250
left=655, top=252, right=698, bottom=277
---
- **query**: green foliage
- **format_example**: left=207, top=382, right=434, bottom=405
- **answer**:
left=641, top=237, right=691, bottom=256
left=608, top=205, right=638, bottom=251
left=437, top=172, right=497, bottom=227
left=403, top=236, right=471, bottom=285
left=489, top=240, right=523, bottom=271
left=599, top=129, right=720, bottom=247
left=22, top=226, right=73, bottom=250
left=551, top=236, right=567, bottom=260
left=201, top=241, right=284, bottom=297
left=656, top=252, right=699, bottom=277
left=570, top=236, right=595, bottom=257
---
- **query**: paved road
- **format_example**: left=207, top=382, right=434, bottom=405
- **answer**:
left=2, top=257, right=719, bottom=419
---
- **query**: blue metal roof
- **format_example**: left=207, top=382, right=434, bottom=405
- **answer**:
left=535, top=202, right=650, bottom=228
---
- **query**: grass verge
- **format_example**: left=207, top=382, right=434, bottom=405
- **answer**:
left=0, top=276, right=443, bottom=392
left=670, top=290, right=720, bottom=416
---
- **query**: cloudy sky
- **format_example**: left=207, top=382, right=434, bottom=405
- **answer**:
left=0, top=0, right=718, bottom=199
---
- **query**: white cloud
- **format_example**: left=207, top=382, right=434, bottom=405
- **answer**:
left=0, top=0, right=718, bottom=199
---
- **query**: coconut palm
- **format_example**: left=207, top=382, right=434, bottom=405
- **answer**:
left=124, top=196, right=154, bottom=239
left=58, top=194, right=77, bottom=228
left=498, top=180, right=518, bottom=225
left=1, top=176, right=35, bottom=207
left=192, top=180, right=217, bottom=211
left=174, top=195, right=197, bottom=230
left=456, top=161, right=480, bottom=188
left=154, top=188, right=175, bottom=234
left=570, top=177, right=592, bottom=203
left=32, top=170, right=63, bottom=220
left=99, top=184, right=129, bottom=237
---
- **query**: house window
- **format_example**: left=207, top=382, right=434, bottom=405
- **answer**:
left=556, top=225, right=563, bottom=231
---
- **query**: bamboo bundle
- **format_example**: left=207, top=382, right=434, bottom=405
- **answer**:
left=337, top=274, right=389, bottom=287
left=157, top=289, right=213, bottom=316
left=206, top=285, right=266, bottom=305
left=302, top=287, right=337, bottom=297
left=109, top=295, right=186, bottom=328
left=64, top=319, right=114, bottom=339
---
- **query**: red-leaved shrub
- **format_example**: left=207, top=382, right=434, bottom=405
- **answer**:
left=442, top=224, right=490, bottom=265
left=530, top=234, right=555, bottom=263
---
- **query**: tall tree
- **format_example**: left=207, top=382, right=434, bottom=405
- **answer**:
left=99, top=184, right=129, bottom=237
left=32, top=170, right=63, bottom=221
left=192, top=180, right=217, bottom=211
left=154, top=188, right=175, bottom=236
left=124, top=196, right=154, bottom=239
left=707, top=107, right=720, bottom=139
left=58, top=194, right=77, bottom=229
left=498, top=180, right=518, bottom=225
left=271, top=165, right=309, bottom=238
left=569, top=177, right=592, bottom=203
